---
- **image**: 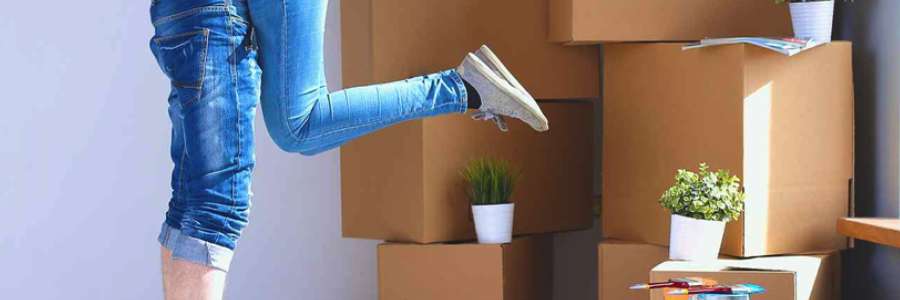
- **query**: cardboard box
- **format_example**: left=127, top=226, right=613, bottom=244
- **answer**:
left=598, top=240, right=669, bottom=300
left=602, top=42, right=854, bottom=257
left=650, top=253, right=842, bottom=300
left=549, top=0, right=792, bottom=44
left=342, top=101, right=594, bottom=243
left=342, top=0, right=600, bottom=99
left=378, top=236, right=553, bottom=300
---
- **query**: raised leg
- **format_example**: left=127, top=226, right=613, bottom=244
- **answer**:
left=248, top=0, right=468, bottom=155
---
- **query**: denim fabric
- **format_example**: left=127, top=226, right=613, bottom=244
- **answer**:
left=246, top=0, right=468, bottom=155
left=149, top=0, right=467, bottom=271
left=158, top=223, right=234, bottom=271
left=150, top=0, right=259, bottom=271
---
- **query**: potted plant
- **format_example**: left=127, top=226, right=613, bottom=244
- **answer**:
left=776, top=0, right=852, bottom=42
left=659, top=163, right=745, bottom=261
left=462, top=158, right=519, bottom=244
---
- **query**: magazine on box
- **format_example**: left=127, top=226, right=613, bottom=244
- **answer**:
left=683, top=37, right=824, bottom=56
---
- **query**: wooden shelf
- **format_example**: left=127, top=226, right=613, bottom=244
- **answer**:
left=837, top=218, right=900, bottom=249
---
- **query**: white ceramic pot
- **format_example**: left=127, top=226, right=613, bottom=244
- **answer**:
left=789, top=0, right=835, bottom=42
left=471, top=203, right=514, bottom=244
left=668, top=214, right=726, bottom=261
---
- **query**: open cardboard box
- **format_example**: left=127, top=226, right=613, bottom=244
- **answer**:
left=650, top=252, right=841, bottom=300
left=602, top=42, right=855, bottom=257
left=343, top=101, right=594, bottom=243
left=378, top=236, right=552, bottom=300
left=343, top=0, right=599, bottom=99
left=549, top=0, right=792, bottom=44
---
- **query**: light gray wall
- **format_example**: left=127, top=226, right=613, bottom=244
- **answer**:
left=0, top=0, right=378, bottom=299
left=835, top=2, right=900, bottom=299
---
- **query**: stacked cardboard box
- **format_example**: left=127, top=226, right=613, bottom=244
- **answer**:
left=340, top=0, right=855, bottom=298
left=602, top=42, right=855, bottom=257
left=342, top=102, right=594, bottom=243
left=341, top=0, right=597, bottom=244
left=548, top=3, right=855, bottom=299
left=340, top=1, right=598, bottom=298
left=595, top=42, right=853, bottom=298
left=597, top=242, right=844, bottom=300
left=379, top=236, right=553, bottom=300
left=549, top=0, right=792, bottom=44
left=343, top=0, right=599, bottom=99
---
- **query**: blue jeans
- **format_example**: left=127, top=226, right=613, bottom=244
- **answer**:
left=149, top=0, right=467, bottom=271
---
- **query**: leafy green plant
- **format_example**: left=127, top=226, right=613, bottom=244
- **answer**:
left=659, top=163, right=745, bottom=222
left=461, top=158, right=519, bottom=205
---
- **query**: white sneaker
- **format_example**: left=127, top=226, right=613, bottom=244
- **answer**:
left=474, top=45, right=535, bottom=101
left=456, top=52, right=549, bottom=132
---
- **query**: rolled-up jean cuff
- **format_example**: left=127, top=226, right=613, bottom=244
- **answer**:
left=447, top=69, right=469, bottom=113
left=158, top=223, right=234, bottom=272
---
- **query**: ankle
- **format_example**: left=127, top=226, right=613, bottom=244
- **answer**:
left=463, top=80, right=482, bottom=109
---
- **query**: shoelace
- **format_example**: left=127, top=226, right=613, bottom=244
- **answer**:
left=471, top=111, right=508, bottom=132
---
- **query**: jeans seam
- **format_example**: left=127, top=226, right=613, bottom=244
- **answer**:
left=224, top=0, right=249, bottom=25
left=278, top=0, right=303, bottom=143
left=152, top=29, right=206, bottom=43
left=152, top=5, right=227, bottom=26
left=177, top=138, right=188, bottom=209
left=224, top=5, right=238, bottom=249
left=297, top=70, right=467, bottom=143
left=192, top=29, right=210, bottom=107
left=301, top=102, right=463, bottom=142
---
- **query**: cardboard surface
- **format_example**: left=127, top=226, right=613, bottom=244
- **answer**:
left=602, top=42, right=854, bottom=257
left=378, top=236, right=553, bottom=300
left=343, top=101, right=594, bottom=243
left=650, top=252, right=841, bottom=300
left=549, top=0, right=792, bottom=44
left=598, top=240, right=670, bottom=300
left=342, top=0, right=600, bottom=99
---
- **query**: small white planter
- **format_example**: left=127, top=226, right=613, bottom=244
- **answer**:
left=789, top=0, right=835, bottom=42
left=472, top=203, right=514, bottom=244
left=669, top=214, right=726, bottom=261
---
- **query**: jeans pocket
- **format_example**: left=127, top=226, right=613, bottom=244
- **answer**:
left=151, top=28, right=210, bottom=107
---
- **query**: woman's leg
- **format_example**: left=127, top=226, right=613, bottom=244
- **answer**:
left=150, top=0, right=259, bottom=285
left=248, top=0, right=469, bottom=155
left=161, top=246, right=226, bottom=300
